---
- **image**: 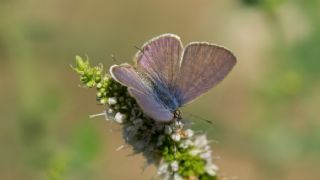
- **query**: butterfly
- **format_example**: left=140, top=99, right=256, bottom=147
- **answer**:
left=110, top=34, right=236, bottom=122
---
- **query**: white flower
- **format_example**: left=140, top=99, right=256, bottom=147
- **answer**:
left=194, top=135, right=208, bottom=148
left=179, top=142, right=188, bottom=149
left=174, top=120, right=183, bottom=129
left=179, top=139, right=193, bottom=149
left=200, top=151, right=212, bottom=159
left=100, top=98, right=107, bottom=104
left=103, top=76, right=109, bottom=81
left=185, top=139, right=194, bottom=146
left=205, top=162, right=219, bottom=176
left=107, top=108, right=114, bottom=114
left=96, top=83, right=103, bottom=88
left=157, top=163, right=169, bottom=175
left=173, top=173, right=183, bottom=180
left=185, top=129, right=194, bottom=138
left=171, top=133, right=181, bottom=142
left=105, top=108, right=115, bottom=120
left=204, top=145, right=211, bottom=151
left=108, top=97, right=117, bottom=105
left=163, top=174, right=171, bottom=180
left=190, top=148, right=202, bottom=156
left=114, top=112, right=126, bottom=123
left=170, top=161, right=179, bottom=172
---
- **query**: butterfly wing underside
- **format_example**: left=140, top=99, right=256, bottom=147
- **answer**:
left=110, top=64, right=174, bottom=121
left=175, top=43, right=237, bottom=105
left=135, top=34, right=182, bottom=91
left=111, top=35, right=237, bottom=121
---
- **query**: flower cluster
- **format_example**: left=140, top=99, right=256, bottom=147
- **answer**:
left=72, top=56, right=219, bottom=180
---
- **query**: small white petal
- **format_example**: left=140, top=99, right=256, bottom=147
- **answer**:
left=100, top=98, right=107, bottom=104
left=173, top=173, right=183, bottom=180
left=107, top=108, right=114, bottom=114
left=170, top=161, right=179, bottom=172
left=165, top=125, right=173, bottom=134
left=108, top=97, right=117, bottom=105
left=171, top=133, right=181, bottom=142
left=185, top=139, right=194, bottom=146
left=194, top=135, right=208, bottom=148
left=105, top=108, right=115, bottom=120
left=96, top=83, right=102, bottom=88
left=179, top=142, right=188, bottom=149
left=157, top=163, right=169, bottom=175
left=179, top=139, right=193, bottom=149
left=103, top=76, right=109, bottom=81
left=190, top=149, right=202, bottom=156
left=205, top=163, right=219, bottom=176
left=114, top=112, right=126, bottom=123
left=185, top=129, right=194, bottom=138
left=163, top=174, right=171, bottom=180
left=204, top=145, right=211, bottom=151
left=174, top=120, right=183, bottom=128
left=200, top=151, right=212, bottom=159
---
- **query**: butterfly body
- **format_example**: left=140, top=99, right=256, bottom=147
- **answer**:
left=110, top=34, right=236, bottom=122
left=151, top=79, right=180, bottom=111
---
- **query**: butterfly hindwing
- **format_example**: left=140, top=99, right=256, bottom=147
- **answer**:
left=128, top=88, right=173, bottom=122
left=110, top=64, right=173, bottom=121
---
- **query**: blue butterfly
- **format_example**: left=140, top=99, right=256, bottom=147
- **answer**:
left=110, top=34, right=236, bottom=122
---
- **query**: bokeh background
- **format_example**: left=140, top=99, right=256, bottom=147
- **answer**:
left=1, top=0, right=320, bottom=179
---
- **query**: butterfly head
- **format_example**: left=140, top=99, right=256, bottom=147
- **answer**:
left=173, top=110, right=182, bottom=121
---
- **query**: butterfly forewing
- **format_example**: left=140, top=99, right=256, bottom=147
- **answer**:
left=175, top=43, right=237, bottom=105
left=135, top=34, right=183, bottom=90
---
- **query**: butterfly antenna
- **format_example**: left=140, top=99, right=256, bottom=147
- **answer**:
left=134, top=45, right=157, bottom=66
left=134, top=45, right=144, bottom=53
left=133, top=45, right=162, bottom=82
left=184, top=112, right=213, bottom=124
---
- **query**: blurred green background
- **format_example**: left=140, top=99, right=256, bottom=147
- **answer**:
left=1, top=0, right=319, bottom=179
